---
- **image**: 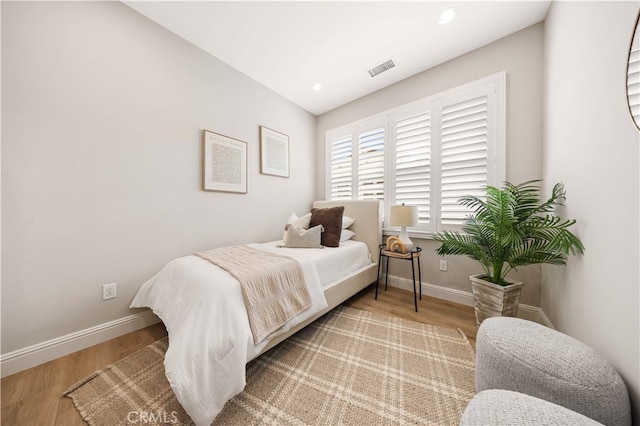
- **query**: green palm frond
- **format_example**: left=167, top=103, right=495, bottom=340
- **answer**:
left=434, top=229, right=493, bottom=277
left=433, top=180, right=584, bottom=285
left=505, top=238, right=570, bottom=268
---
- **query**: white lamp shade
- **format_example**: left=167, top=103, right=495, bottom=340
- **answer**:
left=389, top=205, right=418, bottom=227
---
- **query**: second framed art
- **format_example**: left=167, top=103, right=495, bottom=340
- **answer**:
left=202, top=130, right=247, bottom=193
left=260, top=126, right=290, bottom=178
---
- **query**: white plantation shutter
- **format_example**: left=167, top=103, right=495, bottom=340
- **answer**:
left=358, top=127, right=385, bottom=200
left=393, top=111, right=431, bottom=226
left=628, top=45, right=640, bottom=125
left=440, top=95, right=489, bottom=226
left=329, top=135, right=353, bottom=200
left=326, top=72, right=505, bottom=234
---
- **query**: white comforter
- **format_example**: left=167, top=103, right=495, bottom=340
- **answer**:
left=130, top=243, right=328, bottom=425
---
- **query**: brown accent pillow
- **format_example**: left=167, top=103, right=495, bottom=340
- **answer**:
left=310, top=206, right=344, bottom=247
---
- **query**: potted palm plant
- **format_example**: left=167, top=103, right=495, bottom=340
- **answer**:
left=433, top=180, right=584, bottom=326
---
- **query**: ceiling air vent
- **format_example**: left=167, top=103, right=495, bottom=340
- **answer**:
left=367, top=59, right=395, bottom=77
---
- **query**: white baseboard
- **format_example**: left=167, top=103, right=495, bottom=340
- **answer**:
left=382, top=275, right=549, bottom=325
left=1, top=310, right=160, bottom=378
left=537, top=307, right=555, bottom=329
left=1, top=277, right=555, bottom=378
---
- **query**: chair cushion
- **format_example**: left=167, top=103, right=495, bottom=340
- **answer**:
left=475, top=317, right=631, bottom=426
left=461, top=389, right=602, bottom=425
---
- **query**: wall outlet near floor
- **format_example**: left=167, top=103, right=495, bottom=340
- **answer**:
left=102, top=283, right=117, bottom=300
left=439, top=260, right=448, bottom=271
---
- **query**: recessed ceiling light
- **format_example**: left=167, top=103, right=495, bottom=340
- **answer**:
left=312, top=83, right=322, bottom=91
left=438, top=7, right=456, bottom=25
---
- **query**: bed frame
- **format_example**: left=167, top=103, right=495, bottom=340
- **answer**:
left=258, top=199, right=382, bottom=355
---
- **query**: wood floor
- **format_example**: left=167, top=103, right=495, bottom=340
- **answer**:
left=1, top=285, right=477, bottom=426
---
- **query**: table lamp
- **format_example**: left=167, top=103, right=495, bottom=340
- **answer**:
left=389, top=204, right=419, bottom=252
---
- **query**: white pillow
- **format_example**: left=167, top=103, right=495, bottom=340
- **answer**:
left=342, top=215, right=355, bottom=229
left=283, top=224, right=324, bottom=248
left=340, top=229, right=356, bottom=242
left=283, top=212, right=311, bottom=242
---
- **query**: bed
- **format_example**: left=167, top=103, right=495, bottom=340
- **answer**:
left=130, top=199, right=382, bottom=425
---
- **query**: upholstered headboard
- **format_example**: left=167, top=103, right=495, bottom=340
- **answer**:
left=312, top=200, right=382, bottom=264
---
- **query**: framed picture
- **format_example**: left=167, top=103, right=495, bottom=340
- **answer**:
left=202, top=130, right=247, bottom=193
left=260, top=126, right=290, bottom=178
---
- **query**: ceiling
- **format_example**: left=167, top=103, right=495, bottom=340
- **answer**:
left=123, top=1, right=551, bottom=116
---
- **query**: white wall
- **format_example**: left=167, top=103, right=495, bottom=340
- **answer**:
left=543, top=1, right=640, bottom=421
left=317, top=23, right=545, bottom=306
left=1, top=2, right=316, bottom=355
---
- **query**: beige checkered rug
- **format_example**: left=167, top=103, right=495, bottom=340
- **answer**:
left=65, top=306, right=476, bottom=425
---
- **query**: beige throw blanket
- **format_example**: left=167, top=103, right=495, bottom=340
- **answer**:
left=195, top=245, right=312, bottom=344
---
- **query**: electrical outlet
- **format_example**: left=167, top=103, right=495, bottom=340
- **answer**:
left=439, top=260, right=448, bottom=271
left=102, top=283, right=117, bottom=300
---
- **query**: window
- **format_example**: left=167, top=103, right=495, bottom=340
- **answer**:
left=357, top=127, right=385, bottom=200
left=439, top=94, right=490, bottom=226
left=328, top=118, right=387, bottom=202
left=326, top=72, right=505, bottom=235
left=392, top=107, right=431, bottom=226
left=329, top=135, right=352, bottom=200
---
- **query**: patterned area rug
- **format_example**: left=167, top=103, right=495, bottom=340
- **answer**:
left=65, top=306, right=475, bottom=425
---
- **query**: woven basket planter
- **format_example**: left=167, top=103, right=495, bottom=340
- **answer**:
left=470, top=274, right=524, bottom=326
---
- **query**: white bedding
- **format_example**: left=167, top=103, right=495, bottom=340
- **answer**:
left=129, top=241, right=372, bottom=425
left=249, top=239, right=372, bottom=288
